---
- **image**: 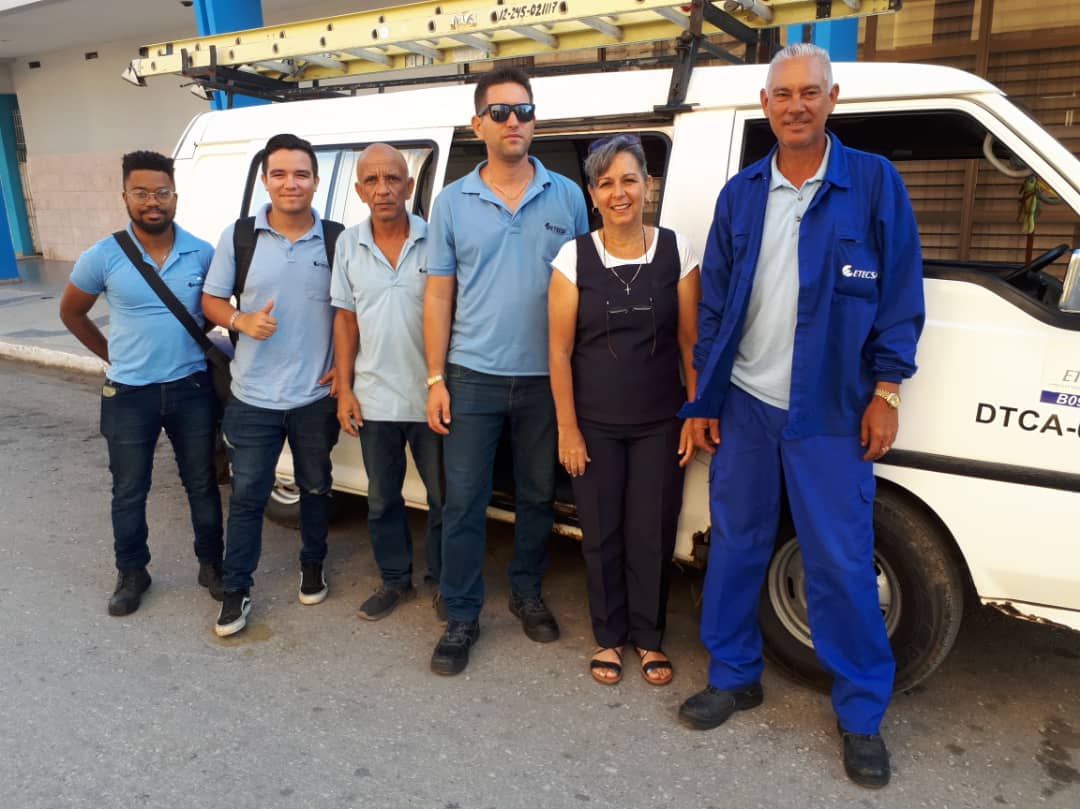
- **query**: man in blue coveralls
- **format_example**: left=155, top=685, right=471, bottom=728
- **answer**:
left=677, top=44, right=924, bottom=788
left=423, top=67, right=589, bottom=675
left=59, top=150, right=223, bottom=616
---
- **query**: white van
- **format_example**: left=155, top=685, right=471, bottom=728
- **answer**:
left=171, top=61, right=1080, bottom=691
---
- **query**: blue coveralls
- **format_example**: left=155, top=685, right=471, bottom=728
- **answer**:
left=680, top=134, right=925, bottom=734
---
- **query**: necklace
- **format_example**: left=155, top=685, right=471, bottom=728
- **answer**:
left=600, top=226, right=647, bottom=295
left=488, top=178, right=529, bottom=200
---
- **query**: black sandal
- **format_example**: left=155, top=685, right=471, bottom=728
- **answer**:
left=636, top=647, right=673, bottom=686
left=590, top=647, right=623, bottom=685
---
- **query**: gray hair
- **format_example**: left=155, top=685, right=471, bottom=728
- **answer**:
left=583, top=134, right=648, bottom=188
left=766, top=42, right=834, bottom=92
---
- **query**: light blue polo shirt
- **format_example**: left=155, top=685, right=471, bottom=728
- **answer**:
left=331, top=213, right=428, bottom=422
left=427, top=157, right=589, bottom=375
left=70, top=222, right=213, bottom=386
left=204, top=204, right=334, bottom=410
left=732, top=135, right=832, bottom=410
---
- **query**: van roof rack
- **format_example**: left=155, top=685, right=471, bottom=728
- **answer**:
left=124, top=0, right=902, bottom=110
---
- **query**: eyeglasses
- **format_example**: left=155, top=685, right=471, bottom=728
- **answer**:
left=125, top=188, right=176, bottom=203
left=478, top=103, right=536, bottom=123
left=606, top=298, right=656, bottom=360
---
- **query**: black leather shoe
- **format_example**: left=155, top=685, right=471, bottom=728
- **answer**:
left=508, top=592, right=560, bottom=643
left=108, top=568, right=152, bottom=616
left=840, top=728, right=890, bottom=789
left=198, top=562, right=225, bottom=601
left=678, top=683, right=764, bottom=730
left=430, top=620, right=480, bottom=676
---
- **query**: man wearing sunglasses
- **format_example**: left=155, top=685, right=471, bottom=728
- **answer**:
left=424, top=67, right=589, bottom=676
left=59, top=150, right=223, bottom=616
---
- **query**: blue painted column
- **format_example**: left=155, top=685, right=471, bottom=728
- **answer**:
left=192, top=0, right=267, bottom=110
left=0, top=179, right=17, bottom=281
left=786, top=18, right=859, bottom=62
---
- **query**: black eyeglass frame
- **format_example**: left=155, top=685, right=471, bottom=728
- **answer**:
left=477, top=103, right=536, bottom=123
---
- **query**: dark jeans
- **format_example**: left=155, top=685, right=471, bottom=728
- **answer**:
left=99, top=371, right=223, bottom=571
left=221, top=395, right=339, bottom=591
left=357, top=420, right=443, bottom=587
left=440, top=363, right=556, bottom=622
left=572, top=417, right=685, bottom=650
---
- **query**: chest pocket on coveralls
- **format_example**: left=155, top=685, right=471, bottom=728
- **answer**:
left=305, top=259, right=332, bottom=302
left=833, top=229, right=879, bottom=302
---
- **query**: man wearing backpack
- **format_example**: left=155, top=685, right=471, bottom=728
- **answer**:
left=202, top=133, right=343, bottom=638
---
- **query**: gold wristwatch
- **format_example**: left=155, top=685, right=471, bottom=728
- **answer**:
left=873, top=388, right=901, bottom=409
left=425, top=373, right=445, bottom=389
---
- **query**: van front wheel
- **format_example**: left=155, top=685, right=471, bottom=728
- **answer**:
left=758, top=486, right=965, bottom=692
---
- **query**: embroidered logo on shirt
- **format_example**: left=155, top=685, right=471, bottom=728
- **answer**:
left=187, top=276, right=205, bottom=288
left=544, top=222, right=568, bottom=236
left=841, top=264, right=878, bottom=280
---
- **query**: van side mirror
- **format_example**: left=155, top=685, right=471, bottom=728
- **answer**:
left=1059, top=250, right=1080, bottom=313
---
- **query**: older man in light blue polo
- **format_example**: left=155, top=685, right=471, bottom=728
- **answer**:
left=333, top=143, right=443, bottom=623
left=423, top=67, right=590, bottom=676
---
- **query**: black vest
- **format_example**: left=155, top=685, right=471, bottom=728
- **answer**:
left=571, top=227, right=685, bottom=425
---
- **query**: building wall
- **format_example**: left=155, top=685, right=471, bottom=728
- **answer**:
left=0, top=62, right=14, bottom=94
left=11, top=34, right=205, bottom=260
left=10, top=1, right=369, bottom=261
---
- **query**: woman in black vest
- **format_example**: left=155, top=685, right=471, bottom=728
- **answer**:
left=548, top=134, right=701, bottom=686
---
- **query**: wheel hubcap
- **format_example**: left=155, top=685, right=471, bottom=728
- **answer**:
left=766, top=537, right=902, bottom=650
left=269, top=477, right=301, bottom=506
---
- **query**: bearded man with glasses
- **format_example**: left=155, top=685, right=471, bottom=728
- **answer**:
left=424, top=66, right=589, bottom=676
left=59, top=150, right=223, bottom=616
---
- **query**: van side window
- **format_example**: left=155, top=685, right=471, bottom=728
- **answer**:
left=242, top=144, right=437, bottom=225
left=443, top=132, right=670, bottom=231
left=741, top=111, right=1080, bottom=308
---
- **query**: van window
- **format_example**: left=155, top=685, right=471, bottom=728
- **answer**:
left=738, top=109, right=1080, bottom=271
left=243, top=143, right=437, bottom=225
left=444, top=132, right=671, bottom=230
left=740, top=110, right=1080, bottom=307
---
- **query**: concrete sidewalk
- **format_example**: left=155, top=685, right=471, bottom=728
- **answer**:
left=0, top=256, right=109, bottom=375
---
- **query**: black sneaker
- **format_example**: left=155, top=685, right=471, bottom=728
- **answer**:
left=198, top=561, right=225, bottom=602
left=508, top=592, right=560, bottom=643
left=108, top=568, right=152, bottom=616
left=357, top=583, right=416, bottom=621
left=430, top=619, right=481, bottom=676
left=678, top=683, right=764, bottom=730
left=215, top=589, right=251, bottom=637
left=840, top=727, right=891, bottom=789
left=432, top=590, right=447, bottom=623
left=298, top=561, right=328, bottom=605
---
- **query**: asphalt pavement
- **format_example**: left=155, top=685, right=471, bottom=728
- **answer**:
left=1, top=261, right=1079, bottom=808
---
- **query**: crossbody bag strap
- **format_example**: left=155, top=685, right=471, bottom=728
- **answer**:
left=111, top=230, right=215, bottom=355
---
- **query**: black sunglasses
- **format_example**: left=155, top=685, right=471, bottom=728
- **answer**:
left=478, top=103, right=536, bottom=123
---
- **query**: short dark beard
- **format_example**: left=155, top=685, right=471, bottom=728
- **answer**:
left=130, top=213, right=173, bottom=236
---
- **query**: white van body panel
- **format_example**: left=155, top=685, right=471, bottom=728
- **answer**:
left=175, top=61, right=1080, bottom=636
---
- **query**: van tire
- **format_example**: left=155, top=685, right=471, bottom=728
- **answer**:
left=265, top=477, right=302, bottom=529
left=758, top=486, right=965, bottom=692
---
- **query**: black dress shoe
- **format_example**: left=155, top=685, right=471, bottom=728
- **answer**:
left=508, top=593, right=560, bottom=643
left=108, top=568, right=152, bottom=616
left=431, top=620, right=481, bottom=676
left=840, top=728, right=891, bottom=789
left=677, top=683, right=764, bottom=730
left=198, top=561, right=225, bottom=601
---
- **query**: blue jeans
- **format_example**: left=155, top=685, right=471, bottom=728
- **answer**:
left=357, top=420, right=443, bottom=587
left=221, top=395, right=339, bottom=591
left=99, top=371, right=223, bottom=571
left=440, top=363, right=556, bottom=621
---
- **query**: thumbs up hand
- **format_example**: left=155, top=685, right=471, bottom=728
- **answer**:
left=237, top=299, right=277, bottom=340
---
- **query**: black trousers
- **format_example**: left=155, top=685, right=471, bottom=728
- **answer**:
left=572, top=417, right=685, bottom=650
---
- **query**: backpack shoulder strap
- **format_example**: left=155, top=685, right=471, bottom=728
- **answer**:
left=322, top=219, right=345, bottom=270
left=232, top=216, right=257, bottom=300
